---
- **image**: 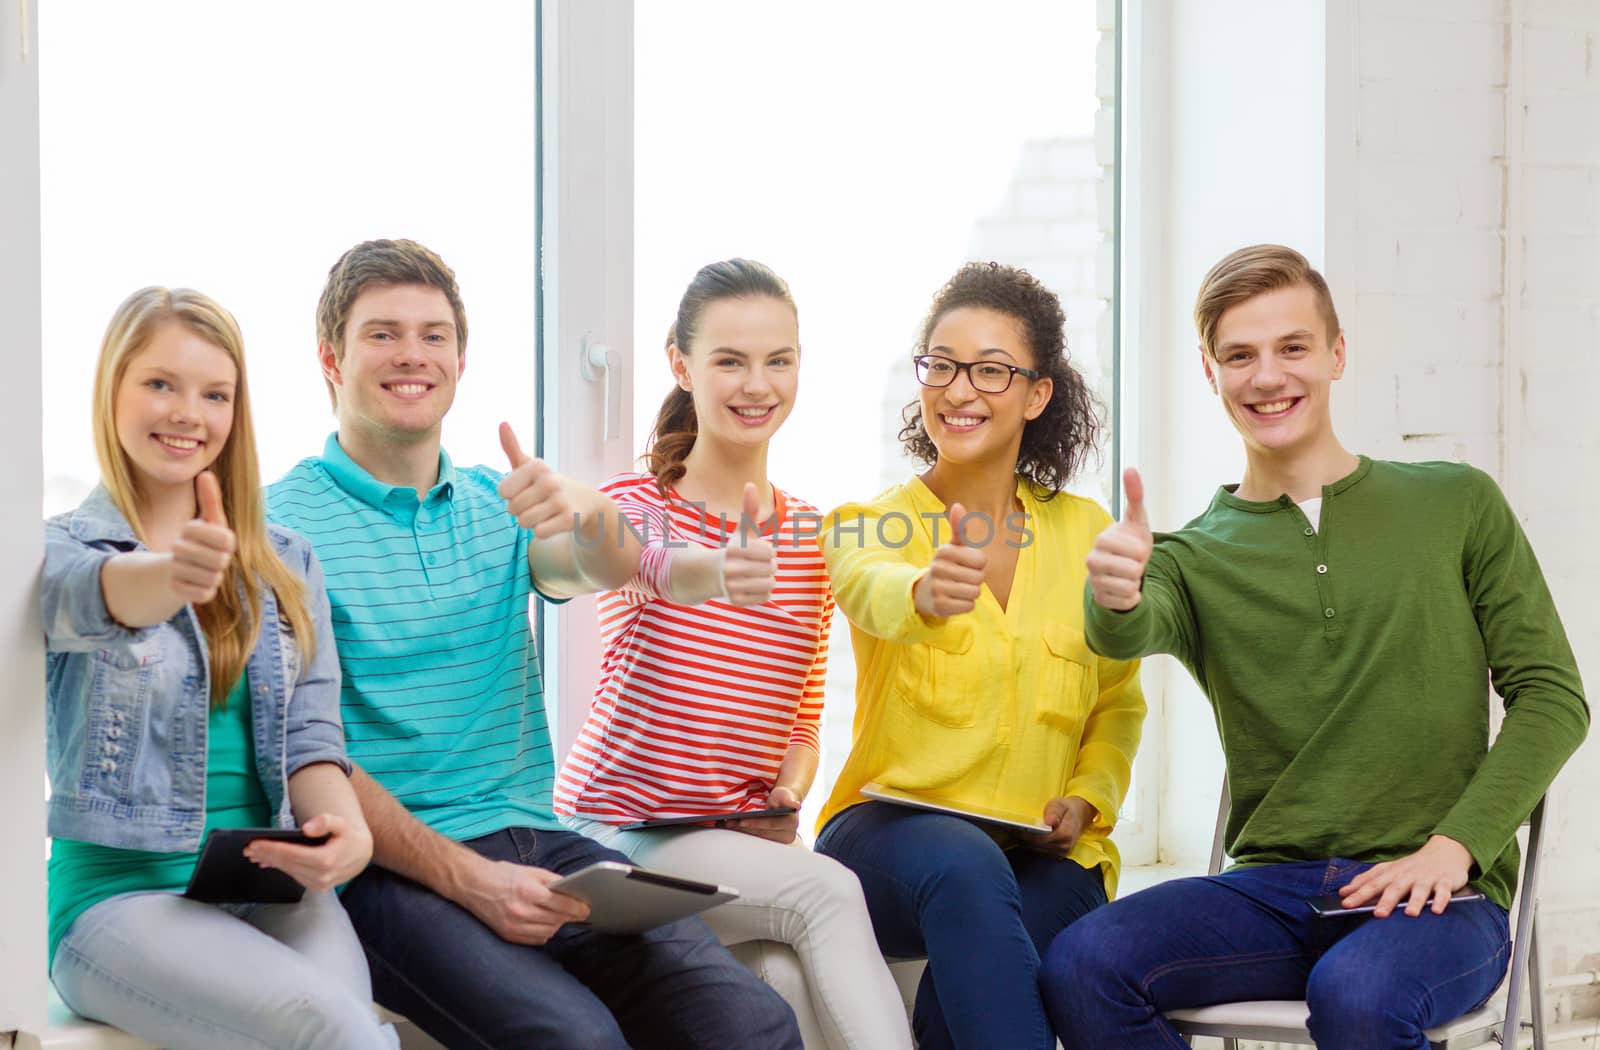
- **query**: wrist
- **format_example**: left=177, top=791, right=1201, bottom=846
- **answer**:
left=1428, top=834, right=1474, bottom=869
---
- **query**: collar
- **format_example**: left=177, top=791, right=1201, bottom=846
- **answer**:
left=1214, top=455, right=1372, bottom=514
left=67, top=485, right=143, bottom=545
left=318, top=432, right=456, bottom=511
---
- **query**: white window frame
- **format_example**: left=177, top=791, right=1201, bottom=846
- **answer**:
left=0, top=0, right=48, bottom=1035
left=539, top=0, right=636, bottom=761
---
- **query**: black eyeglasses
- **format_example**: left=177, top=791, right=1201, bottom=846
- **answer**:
left=913, top=354, right=1041, bottom=394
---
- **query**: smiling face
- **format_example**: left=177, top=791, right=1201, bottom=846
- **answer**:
left=918, top=306, right=1052, bottom=471
left=671, top=295, right=799, bottom=450
left=114, top=322, right=237, bottom=497
left=321, top=283, right=463, bottom=444
left=1202, top=282, right=1346, bottom=460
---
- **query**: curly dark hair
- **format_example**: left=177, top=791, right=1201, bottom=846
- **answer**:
left=899, top=261, right=1103, bottom=498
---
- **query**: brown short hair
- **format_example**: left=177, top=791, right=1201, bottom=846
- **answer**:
left=1194, top=245, right=1340, bottom=359
left=316, top=239, right=468, bottom=409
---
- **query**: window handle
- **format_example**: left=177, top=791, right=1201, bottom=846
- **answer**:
left=580, top=335, right=620, bottom=442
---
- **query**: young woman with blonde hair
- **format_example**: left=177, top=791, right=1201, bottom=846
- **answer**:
left=42, top=287, right=394, bottom=1049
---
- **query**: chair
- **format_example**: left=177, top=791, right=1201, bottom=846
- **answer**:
left=1165, top=780, right=1546, bottom=1050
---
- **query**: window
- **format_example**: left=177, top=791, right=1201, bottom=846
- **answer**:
left=630, top=1, right=1129, bottom=847
left=39, top=1, right=542, bottom=516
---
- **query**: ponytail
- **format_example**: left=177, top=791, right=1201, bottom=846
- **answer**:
left=646, top=366, right=699, bottom=493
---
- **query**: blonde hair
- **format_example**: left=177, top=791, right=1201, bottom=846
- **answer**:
left=93, top=287, right=316, bottom=707
left=1194, top=244, right=1340, bottom=359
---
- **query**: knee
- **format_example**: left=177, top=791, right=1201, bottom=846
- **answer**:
left=722, top=973, right=804, bottom=1050
left=803, top=853, right=872, bottom=914
left=285, top=991, right=396, bottom=1050
left=1305, top=964, right=1420, bottom=1046
left=1040, top=905, right=1135, bottom=1008
left=922, top=840, right=1017, bottom=909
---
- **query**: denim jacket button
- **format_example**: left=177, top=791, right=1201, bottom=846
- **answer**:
left=100, top=759, right=116, bottom=773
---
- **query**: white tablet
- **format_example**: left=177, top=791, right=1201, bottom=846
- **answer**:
left=549, top=861, right=739, bottom=934
left=861, top=782, right=1053, bottom=833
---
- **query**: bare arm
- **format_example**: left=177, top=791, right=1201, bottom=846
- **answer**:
left=100, top=553, right=191, bottom=628
left=496, top=423, right=641, bottom=600
left=102, top=473, right=235, bottom=628
left=723, top=744, right=817, bottom=845
left=346, top=765, right=589, bottom=944
left=248, top=761, right=374, bottom=892
left=526, top=484, right=642, bottom=600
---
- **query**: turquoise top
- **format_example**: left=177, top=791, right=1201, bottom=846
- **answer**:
left=48, top=672, right=271, bottom=964
left=267, top=433, right=564, bottom=841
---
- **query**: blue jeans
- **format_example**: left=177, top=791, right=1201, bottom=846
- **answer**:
left=51, top=889, right=396, bottom=1050
left=340, top=826, right=802, bottom=1050
left=816, top=801, right=1107, bottom=1050
left=1041, top=859, right=1511, bottom=1049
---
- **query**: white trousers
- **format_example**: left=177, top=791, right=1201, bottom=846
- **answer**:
left=571, top=818, right=914, bottom=1050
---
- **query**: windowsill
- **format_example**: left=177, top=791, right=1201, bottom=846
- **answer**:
left=1119, top=861, right=1209, bottom=897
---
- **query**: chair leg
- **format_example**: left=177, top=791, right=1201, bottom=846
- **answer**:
left=1528, top=910, right=1544, bottom=1050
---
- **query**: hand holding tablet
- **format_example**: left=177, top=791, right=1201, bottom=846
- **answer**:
left=185, top=827, right=330, bottom=905
left=549, top=862, right=739, bottom=933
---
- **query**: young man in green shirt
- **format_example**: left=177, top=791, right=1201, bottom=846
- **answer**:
left=1040, top=244, right=1587, bottom=1048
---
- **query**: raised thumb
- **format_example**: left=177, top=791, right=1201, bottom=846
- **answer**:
left=196, top=471, right=228, bottom=528
left=947, top=502, right=967, bottom=547
left=499, top=422, right=530, bottom=469
left=740, top=482, right=763, bottom=538
left=1122, top=468, right=1149, bottom=529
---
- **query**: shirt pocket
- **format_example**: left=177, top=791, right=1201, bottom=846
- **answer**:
left=893, top=629, right=980, bottom=729
left=1035, top=622, right=1093, bottom=734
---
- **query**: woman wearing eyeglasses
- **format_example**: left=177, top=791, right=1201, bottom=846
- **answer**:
left=813, top=262, right=1147, bottom=1050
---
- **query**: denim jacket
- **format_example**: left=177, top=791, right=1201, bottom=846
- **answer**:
left=42, top=486, right=349, bottom=852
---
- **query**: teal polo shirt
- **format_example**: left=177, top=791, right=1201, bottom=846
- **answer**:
left=267, top=433, right=563, bottom=840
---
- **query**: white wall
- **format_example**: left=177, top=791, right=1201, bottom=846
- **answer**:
left=1139, top=0, right=1600, bottom=1027
left=0, top=0, right=47, bottom=1035
left=1325, top=0, right=1600, bottom=1024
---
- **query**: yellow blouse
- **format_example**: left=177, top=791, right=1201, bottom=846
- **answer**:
left=817, top=476, right=1146, bottom=897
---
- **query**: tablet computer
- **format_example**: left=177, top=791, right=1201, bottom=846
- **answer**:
left=183, top=827, right=329, bottom=905
left=549, top=861, right=738, bottom=934
left=617, top=806, right=797, bottom=831
left=861, top=782, right=1053, bottom=833
left=1307, top=890, right=1485, bottom=917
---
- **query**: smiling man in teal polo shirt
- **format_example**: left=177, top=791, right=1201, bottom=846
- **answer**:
left=265, top=238, right=801, bottom=1050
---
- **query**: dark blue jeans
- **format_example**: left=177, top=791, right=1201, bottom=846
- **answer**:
left=341, top=826, right=801, bottom=1050
left=1041, top=859, right=1511, bottom=1050
left=816, top=801, right=1107, bottom=1050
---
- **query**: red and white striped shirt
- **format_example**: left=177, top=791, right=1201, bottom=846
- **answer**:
left=554, top=473, right=834, bottom=822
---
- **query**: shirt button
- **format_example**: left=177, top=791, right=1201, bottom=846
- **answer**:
left=1324, top=608, right=1336, bottom=619
left=1316, top=564, right=1328, bottom=574
left=426, top=554, right=438, bottom=565
left=1303, top=527, right=1315, bottom=536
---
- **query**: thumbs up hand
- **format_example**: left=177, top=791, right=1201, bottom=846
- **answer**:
left=912, top=502, right=988, bottom=619
left=719, top=482, right=775, bottom=607
left=497, top=422, right=578, bottom=539
left=1086, top=468, right=1153, bottom=611
left=170, top=471, right=236, bottom=604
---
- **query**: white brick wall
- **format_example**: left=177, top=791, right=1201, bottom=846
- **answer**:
left=1339, top=0, right=1600, bottom=1026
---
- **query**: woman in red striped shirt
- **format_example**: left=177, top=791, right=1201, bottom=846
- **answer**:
left=555, top=260, right=910, bottom=1050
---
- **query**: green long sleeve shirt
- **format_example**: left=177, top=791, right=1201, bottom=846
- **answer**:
left=1085, top=457, right=1587, bottom=909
